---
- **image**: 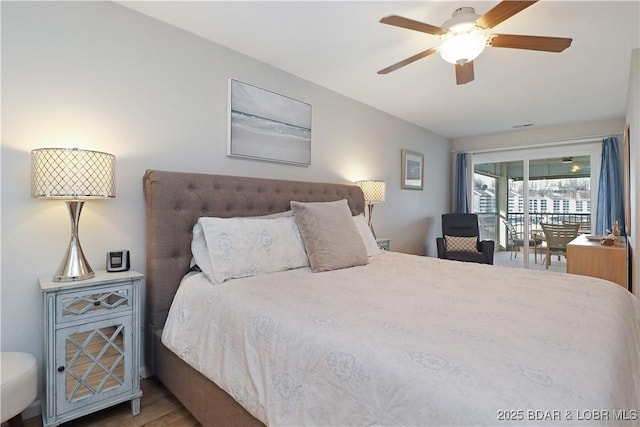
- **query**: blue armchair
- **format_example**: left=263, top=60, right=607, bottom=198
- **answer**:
left=436, top=214, right=495, bottom=265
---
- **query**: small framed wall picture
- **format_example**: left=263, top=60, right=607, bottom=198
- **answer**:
left=401, top=149, right=424, bottom=190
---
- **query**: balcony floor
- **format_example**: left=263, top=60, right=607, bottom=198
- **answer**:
left=493, top=249, right=567, bottom=273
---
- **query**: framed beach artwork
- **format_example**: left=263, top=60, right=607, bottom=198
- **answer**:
left=228, top=79, right=312, bottom=166
left=401, top=149, right=424, bottom=190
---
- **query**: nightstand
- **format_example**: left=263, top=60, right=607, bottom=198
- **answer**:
left=376, top=238, right=391, bottom=251
left=39, top=270, right=143, bottom=426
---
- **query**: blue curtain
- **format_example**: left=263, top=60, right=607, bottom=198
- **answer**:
left=595, top=136, right=626, bottom=235
left=454, top=152, right=469, bottom=214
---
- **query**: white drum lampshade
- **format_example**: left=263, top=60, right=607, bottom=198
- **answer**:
left=31, top=148, right=116, bottom=281
left=355, top=179, right=386, bottom=238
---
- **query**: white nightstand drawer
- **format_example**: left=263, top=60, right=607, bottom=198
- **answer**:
left=55, top=284, right=133, bottom=324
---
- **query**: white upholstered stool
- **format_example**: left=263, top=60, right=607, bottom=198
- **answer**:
left=1, top=352, right=37, bottom=427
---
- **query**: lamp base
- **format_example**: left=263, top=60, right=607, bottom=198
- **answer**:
left=53, top=270, right=95, bottom=283
left=53, top=201, right=95, bottom=282
left=367, top=203, right=377, bottom=239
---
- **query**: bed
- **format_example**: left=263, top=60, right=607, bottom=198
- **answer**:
left=144, top=169, right=640, bottom=426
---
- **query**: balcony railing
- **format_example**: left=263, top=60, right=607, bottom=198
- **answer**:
left=476, top=212, right=591, bottom=244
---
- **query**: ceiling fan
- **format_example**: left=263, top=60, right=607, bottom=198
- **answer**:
left=378, top=0, right=572, bottom=85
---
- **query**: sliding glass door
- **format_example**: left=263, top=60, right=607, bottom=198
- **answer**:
left=473, top=160, right=525, bottom=269
left=472, top=143, right=600, bottom=271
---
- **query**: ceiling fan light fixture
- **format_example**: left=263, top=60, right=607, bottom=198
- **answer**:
left=447, top=21, right=476, bottom=33
left=442, top=7, right=481, bottom=32
left=377, top=2, right=572, bottom=84
left=439, top=28, right=487, bottom=65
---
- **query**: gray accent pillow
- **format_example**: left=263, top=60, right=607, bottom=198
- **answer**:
left=291, top=199, right=368, bottom=272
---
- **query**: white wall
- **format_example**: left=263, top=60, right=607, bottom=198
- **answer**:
left=1, top=1, right=449, bottom=414
left=626, top=48, right=639, bottom=294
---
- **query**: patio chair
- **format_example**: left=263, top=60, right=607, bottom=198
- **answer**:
left=502, top=219, right=542, bottom=263
left=562, top=220, right=591, bottom=234
left=540, top=222, right=580, bottom=269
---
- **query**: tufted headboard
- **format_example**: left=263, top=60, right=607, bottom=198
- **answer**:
left=143, top=169, right=365, bottom=371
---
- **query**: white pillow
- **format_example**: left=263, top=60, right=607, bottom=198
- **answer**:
left=353, top=214, right=381, bottom=257
left=252, top=210, right=293, bottom=219
left=192, top=215, right=309, bottom=284
left=190, top=210, right=293, bottom=269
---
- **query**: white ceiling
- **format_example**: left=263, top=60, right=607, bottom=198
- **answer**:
left=117, top=1, right=640, bottom=140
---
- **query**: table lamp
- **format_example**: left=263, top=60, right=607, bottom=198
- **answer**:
left=31, top=148, right=116, bottom=282
left=355, top=179, right=386, bottom=238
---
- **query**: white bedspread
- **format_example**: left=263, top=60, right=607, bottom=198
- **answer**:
left=162, top=252, right=640, bottom=426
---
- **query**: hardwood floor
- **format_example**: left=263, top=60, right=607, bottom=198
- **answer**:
left=23, top=379, right=201, bottom=427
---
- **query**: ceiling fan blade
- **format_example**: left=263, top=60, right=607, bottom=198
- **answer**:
left=378, top=48, right=438, bottom=74
left=380, top=15, right=447, bottom=36
left=455, top=61, right=475, bottom=85
left=489, top=34, right=572, bottom=52
left=476, top=1, right=538, bottom=29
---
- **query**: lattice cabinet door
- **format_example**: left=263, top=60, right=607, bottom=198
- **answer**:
left=40, top=270, right=144, bottom=427
left=55, top=316, right=133, bottom=414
